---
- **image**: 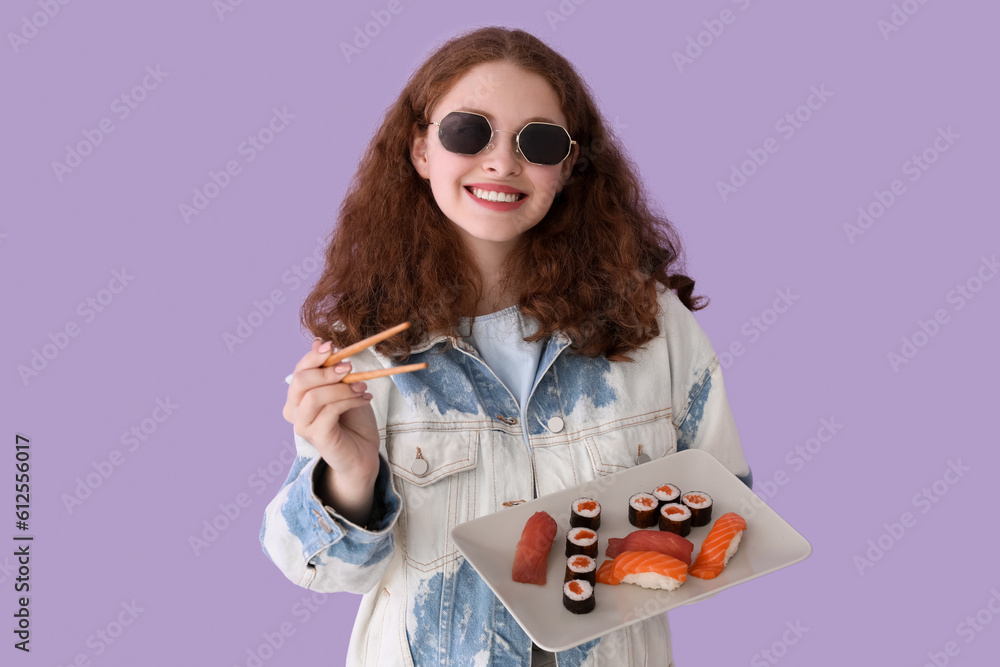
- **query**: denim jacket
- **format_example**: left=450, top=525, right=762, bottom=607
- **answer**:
left=260, top=285, right=753, bottom=666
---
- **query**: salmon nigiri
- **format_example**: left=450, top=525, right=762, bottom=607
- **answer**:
left=595, top=559, right=620, bottom=585
left=689, top=512, right=747, bottom=580
left=512, top=511, right=558, bottom=585
left=610, top=550, right=688, bottom=591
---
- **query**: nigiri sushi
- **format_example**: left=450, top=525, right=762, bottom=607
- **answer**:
left=689, top=512, right=747, bottom=580
left=610, top=550, right=688, bottom=591
left=605, top=529, right=694, bottom=566
left=512, top=511, right=558, bottom=585
left=595, top=559, right=620, bottom=585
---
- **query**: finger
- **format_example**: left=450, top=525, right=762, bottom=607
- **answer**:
left=293, top=338, right=351, bottom=375
left=305, top=395, right=375, bottom=444
left=294, top=383, right=362, bottom=427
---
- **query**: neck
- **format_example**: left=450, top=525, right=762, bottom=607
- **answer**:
left=461, top=236, right=517, bottom=316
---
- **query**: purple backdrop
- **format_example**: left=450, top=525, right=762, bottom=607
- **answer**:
left=4, top=1, right=999, bottom=665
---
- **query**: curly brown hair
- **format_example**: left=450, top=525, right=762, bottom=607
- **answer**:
left=301, top=26, right=707, bottom=362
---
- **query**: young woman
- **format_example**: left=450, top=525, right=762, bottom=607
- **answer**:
left=261, top=26, right=752, bottom=667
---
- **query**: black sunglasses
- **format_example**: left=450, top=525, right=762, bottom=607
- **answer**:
left=429, top=111, right=576, bottom=166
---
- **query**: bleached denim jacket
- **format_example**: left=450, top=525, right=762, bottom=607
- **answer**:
left=260, top=285, right=753, bottom=666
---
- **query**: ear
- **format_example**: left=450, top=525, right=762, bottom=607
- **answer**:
left=410, top=133, right=431, bottom=180
left=557, top=141, right=581, bottom=189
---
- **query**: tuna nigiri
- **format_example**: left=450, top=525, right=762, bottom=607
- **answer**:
left=605, top=530, right=694, bottom=566
left=689, top=512, right=747, bottom=580
left=610, top=550, right=688, bottom=591
left=512, top=511, right=558, bottom=585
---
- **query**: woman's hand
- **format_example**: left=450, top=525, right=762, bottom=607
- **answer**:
left=283, top=339, right=380, bottom=524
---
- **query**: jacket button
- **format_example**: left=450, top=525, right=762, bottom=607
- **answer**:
left=411, top=447, right=429, bottom=476
left=318, top=518, right=333, bottom=533
left=547, top=416, right=564, bottom=433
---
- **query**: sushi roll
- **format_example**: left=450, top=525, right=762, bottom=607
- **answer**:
left=564, top=554, right=597, bottom=586
left=690, top=512, right=747, bottom=580
left=628, top=492, right=659, bottom=528
left=681, top=491, right=713, bottom=527
left=610, top=550, right=688, bottom=591
left=563, top=579, right=596, bottom=614
left=651, top=483, right=681, bottom=507
left=565, top=527, right=599, bottom=558
left=570, top=497, right=602, bottom=530
left=658, top=503, right=692, bottom=537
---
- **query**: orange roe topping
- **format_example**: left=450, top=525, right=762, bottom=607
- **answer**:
left=685, top=494, right=706, bottom=504
left=572, top=556, right=590, bottom=568
left=655, top=485, right=675, bottom=495
left=577, top=500, right=598, bottom=512
left=665, top=506, right=684, bottom=516
left=576, top=530, right=595, bottom=540
left=568, top=581, right=583, bottom=595
left=636, top=497, right=655, bottom=508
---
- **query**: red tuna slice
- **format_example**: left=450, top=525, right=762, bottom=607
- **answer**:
left=512, top=511, right=558, bottom=585
left=605, top=530, right=694, bottom=566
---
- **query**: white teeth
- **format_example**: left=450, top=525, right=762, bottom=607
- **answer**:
left=471, top=187, right=521, bottom=203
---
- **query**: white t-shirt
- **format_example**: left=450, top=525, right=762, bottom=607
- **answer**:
left=459, top=305, right=546, bottom=490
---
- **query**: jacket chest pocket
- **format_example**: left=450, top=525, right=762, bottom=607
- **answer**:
left=583, top=412, right=676, bottom=476
left=385, top=429, right=479, bottom=572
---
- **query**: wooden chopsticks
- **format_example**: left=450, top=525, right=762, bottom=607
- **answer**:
left=321, top=321, right=428, bottom=383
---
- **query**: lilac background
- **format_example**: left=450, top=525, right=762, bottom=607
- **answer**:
left=3, top=1, right=999, bottom=665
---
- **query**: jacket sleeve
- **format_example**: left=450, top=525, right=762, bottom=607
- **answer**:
left=660, top=287, right=753, bottom=489
left=258, top=375, right=402, bottom=595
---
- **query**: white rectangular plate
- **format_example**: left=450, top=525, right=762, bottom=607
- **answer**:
left=451, top=449, right=812, bottom=652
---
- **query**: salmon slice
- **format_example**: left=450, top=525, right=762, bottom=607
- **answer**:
left=605, top=530, right=694, bottom=565
left=511, top=511, right=558, bottom=585
left=595, top=559, right=619, bottom=585
left=689, top=512, right=747, bottom=580
left=610, top=550, right=688, bottom=586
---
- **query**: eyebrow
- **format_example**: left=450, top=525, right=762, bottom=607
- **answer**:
left=455, top=107, right=559, bottom=125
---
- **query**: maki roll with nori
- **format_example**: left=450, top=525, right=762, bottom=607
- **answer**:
left=563, top=579, right=596, bottom=614
left=570, top=497, right=602, bottom=530
left=652, top=483, right=681, bottom=507
left=564, top=554, right=597, bottom=586
left=565, top=527, right=599, bottom=558
left=658, top=502, right=692, bottom=537
left=628, top=492, right=659, bottom=528
left=682, top=491, right=713, bottom=527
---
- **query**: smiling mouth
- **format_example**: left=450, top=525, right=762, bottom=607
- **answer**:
left=465, top=186, right=527, bottom=203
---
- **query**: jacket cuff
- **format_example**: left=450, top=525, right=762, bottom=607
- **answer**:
left=307, top=454, right=400, bottom=547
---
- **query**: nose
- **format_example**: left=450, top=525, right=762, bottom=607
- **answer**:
left=481, top=129, right=521, bottom=175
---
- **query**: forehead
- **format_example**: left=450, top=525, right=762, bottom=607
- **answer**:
left=430, top=61, right=566, bottom=127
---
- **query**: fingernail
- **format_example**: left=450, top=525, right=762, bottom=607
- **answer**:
left=351, top=382, right=367, bottom=393
left=318, top=341, right=332, bottom=353
left=362, top=393, right=373, bottom=400
left=334, top=362, right=351, bottom=373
